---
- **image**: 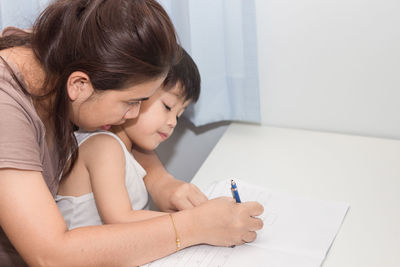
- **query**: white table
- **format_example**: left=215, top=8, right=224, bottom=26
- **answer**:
left=191, top=123, right=400, bottom=267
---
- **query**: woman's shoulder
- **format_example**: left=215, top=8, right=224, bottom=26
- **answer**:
left=0, top=55, right=22, bottom=89
left=0, top=50, right=31, bottom=102
left=0, top=56, right=43, bottom=139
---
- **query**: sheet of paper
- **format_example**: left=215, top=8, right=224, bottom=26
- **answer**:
left=144, top=244, right=321, bottom=267
left=206, top=179, right=349, bottom=260
left=143, top=179, right=349, bottom=267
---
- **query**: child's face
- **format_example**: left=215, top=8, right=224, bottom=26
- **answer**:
left=121, top=84, right=191, bottom=151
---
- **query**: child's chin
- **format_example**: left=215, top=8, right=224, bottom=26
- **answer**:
left=140, top=142, right=160, bottom=151
left=152, top=143, right=161, bottom=150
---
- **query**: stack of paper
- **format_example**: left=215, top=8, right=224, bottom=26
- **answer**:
left=143, top=179, right=349, bottom=267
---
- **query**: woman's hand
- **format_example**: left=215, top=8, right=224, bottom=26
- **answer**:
left=188, top=197, right=264, bottom=247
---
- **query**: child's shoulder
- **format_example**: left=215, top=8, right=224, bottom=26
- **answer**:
left=75, top=130, right=122, bottom=146
left=75, top=131, right=127, bottom=161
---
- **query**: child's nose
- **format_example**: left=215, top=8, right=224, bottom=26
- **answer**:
left=167, top=114, right=177, bottom=128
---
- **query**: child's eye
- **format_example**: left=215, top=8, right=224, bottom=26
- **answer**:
left=164, top=104, right=171, bottom=111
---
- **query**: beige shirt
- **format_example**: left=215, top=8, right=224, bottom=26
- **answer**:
left=0, top=57, right=59, bottom=266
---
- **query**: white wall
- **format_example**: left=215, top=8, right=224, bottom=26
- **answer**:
left=256, top=0, right=400, bottom=139
left=160, top=0, right=400, bottom=181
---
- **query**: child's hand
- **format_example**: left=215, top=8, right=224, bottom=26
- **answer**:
left=168, top=179, right=208, bottom=211
left=150, top=177, right=208, bottom=212
left=134, top=150, right=208, bottom=211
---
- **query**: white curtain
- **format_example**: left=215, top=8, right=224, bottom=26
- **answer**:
left=0, top=0, right=50, bottom=30
left=159, top=0, right=261, bottom=126
left=1, top=0, right=261, bottom=127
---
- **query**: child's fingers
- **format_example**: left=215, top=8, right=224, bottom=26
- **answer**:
left=174, top=198, right=194, bottom=210
left=170, top=183, right=208, bottom=210
left=188, top=187, right=208, bottom=207
left=173, top=193, right=206, bottom=210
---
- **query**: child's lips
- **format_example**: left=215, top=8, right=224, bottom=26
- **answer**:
left=158, top=132, right=169, bottom=140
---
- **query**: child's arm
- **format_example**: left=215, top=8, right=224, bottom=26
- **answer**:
left=132, top=148, right=208, bottom=212
left=80, top=134, right=165, bottom=223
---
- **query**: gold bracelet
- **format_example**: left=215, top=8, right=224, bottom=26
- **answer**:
left=169, top=213, right=181, bottom=251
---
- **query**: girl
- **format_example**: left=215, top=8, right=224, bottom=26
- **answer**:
left=56, top=48, right=206, bottom=229
left=0, top=1, right=263, bottom=266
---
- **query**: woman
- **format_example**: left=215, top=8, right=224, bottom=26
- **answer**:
left=0, top=0, right=263, bottom=266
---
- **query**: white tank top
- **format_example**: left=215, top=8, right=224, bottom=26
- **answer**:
left=56, top=131, right=149, bottom=229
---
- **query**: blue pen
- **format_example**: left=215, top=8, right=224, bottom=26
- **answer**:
left=230, top=179, right=241, bottom=203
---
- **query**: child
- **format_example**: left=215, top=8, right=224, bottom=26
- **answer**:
left=56, top=48, right=204, bottom=228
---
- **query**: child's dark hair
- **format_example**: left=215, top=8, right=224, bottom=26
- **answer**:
left=162, top=47, right=200, bottom=102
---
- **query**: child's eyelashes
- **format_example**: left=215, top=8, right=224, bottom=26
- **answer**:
left=163, top=103, right=172, bottom=111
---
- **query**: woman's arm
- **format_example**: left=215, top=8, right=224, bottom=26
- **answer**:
left=0, top=169, right=263, bottom=266
left=132, top=148, right=208, bottom=212
left=0, top=169, right=187, bottom=266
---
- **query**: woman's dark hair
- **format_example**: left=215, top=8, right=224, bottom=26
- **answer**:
left=162, top=47, right=200, bottom=102
left=0, top=0, right=179, bottom=178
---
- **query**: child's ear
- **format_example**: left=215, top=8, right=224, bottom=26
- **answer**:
left=67, top=71, right=93, bottom=101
